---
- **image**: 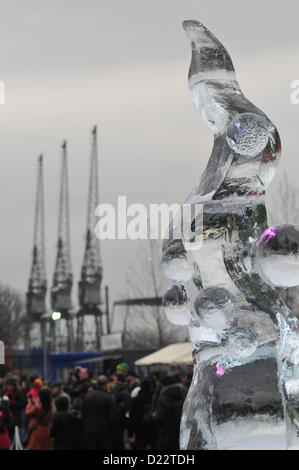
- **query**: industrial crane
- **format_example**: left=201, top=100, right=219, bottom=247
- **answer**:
left=77, top=126, right=103, bottom=351
left=26, top=154, right=47, bottom=348
left=51, top=141, right=74, bottom=352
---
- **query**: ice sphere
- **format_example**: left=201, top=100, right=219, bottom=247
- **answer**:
left=161, top=240, right=194, bottom=281
left=162, top=283, right=190, bottom=325
left=194, top=286, right=235, bottom=331
left=194, top=286, right=235, bottom=312
left=227, top=326, right=258, bottom=359
left=257, top=224, right=299, bottom=287
left=226, top=113, right=269, bottom=157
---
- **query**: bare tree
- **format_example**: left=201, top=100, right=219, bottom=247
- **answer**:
left=0, top=284, right=25, bottom=348
left=123, top=239, right=188, bottom=349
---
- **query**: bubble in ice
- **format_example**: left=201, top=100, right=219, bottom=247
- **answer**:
left=162, top=283, right=190, bottom=325
left=257, top=224, right=299, bottom=288
left=226, top=112, right=269, bottom=157
left=161, top=240, right=194, bottom=281
left=227, top=327, right=258, bottom=359
left=194, top=286, right=235, bottom=331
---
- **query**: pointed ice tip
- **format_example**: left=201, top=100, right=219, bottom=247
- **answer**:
left=39, top=154, right=43, bottom=162
left=92, top=125, right=97, bottom=135
left=62, top=140, right=67, bottom=149
left=183, top=20, right=204, bottom=30
left=182, top=20, right=206, bottom=37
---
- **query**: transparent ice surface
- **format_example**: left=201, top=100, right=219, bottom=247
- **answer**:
left=162, top=20, right=299, bottom=450
left=257, top=224, right=299, bottom=288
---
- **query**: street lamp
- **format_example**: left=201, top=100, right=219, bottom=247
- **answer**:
left=51, top=311, right=62, bottom=321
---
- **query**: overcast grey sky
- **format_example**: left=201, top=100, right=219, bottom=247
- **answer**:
left=1, top=0, right=299, bottom=322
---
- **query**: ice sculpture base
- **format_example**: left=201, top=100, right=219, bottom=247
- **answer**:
left=180, top=349, right=293, bottom=450
left=216, top=418, right=287, bottom=450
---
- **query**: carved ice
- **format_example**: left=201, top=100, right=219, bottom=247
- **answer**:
left=162, top=20, right=299, bottom=450
left=257, top=224, right=299, bottom=288
left=162, top=283, right=190, bottom=325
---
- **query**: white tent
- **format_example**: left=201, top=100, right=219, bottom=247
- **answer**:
left=135, top=342, right=193, bottom=366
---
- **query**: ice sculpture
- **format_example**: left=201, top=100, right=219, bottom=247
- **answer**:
left=162, top=20, right=299, bottom=450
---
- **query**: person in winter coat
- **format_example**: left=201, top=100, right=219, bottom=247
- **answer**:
left=0, top=396, right=10, bottom=450
left=68, top=368, right=91, bottom=401
left=128, top=379, right=157, bottom=450
left=51, top=395, right=85, bottom=450
left=126, top=371, right=141, bottom=397
left=19, top=378, right=29, bottom=442
left=112, top=373, right=130, bottom=449
left=82, top=378, right=115, bottom=450
left=27, top=378, right=43, bottom=403
left=4, top=376, right=27, bottom=441
left=65, top=398, right=85, bottom=450
left=50, top=383, right=71, bottom=412
left=25, top=387, right=53, bottom=450
left=155, top=376, right=187, bottom=450
left=50, top=395, right=70, bottom=450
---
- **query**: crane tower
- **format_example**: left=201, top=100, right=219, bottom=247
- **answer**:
left=77, top=126, right=103, bottom=350
left=26, top=155, right=47, bottom=348
left=51, top=141, right=74, bottom=352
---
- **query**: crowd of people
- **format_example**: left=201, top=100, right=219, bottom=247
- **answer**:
left=0, top=363, right=192, bottom=450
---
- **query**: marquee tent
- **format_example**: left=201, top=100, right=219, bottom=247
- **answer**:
left=135, top=342, right=193, bottom=367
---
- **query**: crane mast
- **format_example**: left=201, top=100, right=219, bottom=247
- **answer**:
left=77, top=126, right=103, bottom=351
left=26, top=155, right=47, bottom=348
left=51, top=141, right=74, bottom=351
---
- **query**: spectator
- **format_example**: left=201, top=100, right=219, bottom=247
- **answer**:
left=116, top=363, right=129, bottom=375
left=128, top=379, right=157, bottom=450
left=126, top=371, right=141, bottom=398
left=68, top=368, right=90, bottom=401
left=27, top=378, right=43, bottom=403
left=50, top=382, right=71, bottom=411
left=50, top=395, right=72, bottom=450
left=0, top=395, right=10, bottom=450
left=4, top=376, right=27, bottom=441
left=176, top=371, right=189, bottom=391
left=25, top=387, right=53, bottom=450
left=82, top=377, right=115, bottom=450
left=67, top=398, right=85, bottom=450
left=112, top=373, right=130, bottom=449
left=19, top=377, right=29, bottom=442
left=155, top=376, right=187, bottom=450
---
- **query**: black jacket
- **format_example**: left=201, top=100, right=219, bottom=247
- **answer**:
left=128, top=391, right=157, bottom=449
left=155, top=384, right=187, bottom=450
left=9, top=388, right=27, bottom=427
left=51, top=410, right=84, bottom=450
left=68, top=379, right=90, bottom=401
left=82, top=390, right=115, bottom=439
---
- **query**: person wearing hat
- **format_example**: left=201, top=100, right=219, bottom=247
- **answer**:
left=116, top=363, right=129, bottom=374
left=27, top=378, right=43, bottom=404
